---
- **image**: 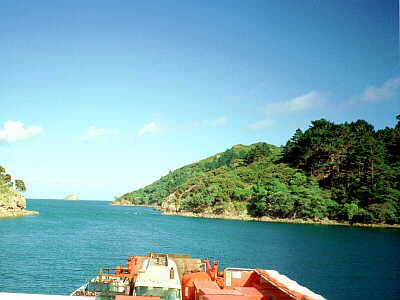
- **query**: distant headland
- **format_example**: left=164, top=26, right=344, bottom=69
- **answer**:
left=63, top=194, right=80, bottom=200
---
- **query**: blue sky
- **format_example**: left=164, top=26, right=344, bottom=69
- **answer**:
left=1, top=0, right=399, bottom=200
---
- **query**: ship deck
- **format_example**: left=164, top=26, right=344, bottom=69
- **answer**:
left=0, top=293, right=96, bottom=299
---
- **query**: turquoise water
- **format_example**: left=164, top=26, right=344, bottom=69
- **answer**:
left=0, top=199, right=399, bottom=299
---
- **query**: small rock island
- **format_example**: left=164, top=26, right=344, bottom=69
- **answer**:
left=63, top=194, right=80, bottom=200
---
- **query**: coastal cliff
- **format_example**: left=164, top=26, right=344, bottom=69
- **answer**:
left=0, top=180, right=38, bottom=218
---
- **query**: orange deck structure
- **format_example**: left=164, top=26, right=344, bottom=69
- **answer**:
left=71, top=253, right=326, bottom=300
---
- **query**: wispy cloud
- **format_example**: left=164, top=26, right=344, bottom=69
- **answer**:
left=249, top=119, right=275, bottom=130
left=0, top=120, right=43, bottom=143
left=266, top=91, right=326, bottom=114
left=80, top=126, right=119, bottom=141
left=204, top=116, right=228, bottom=126
left=138, top=122, right=163, bottom=136
left=192, top=116, right=228, bottom=128
left=359, top=77, right=400, bottom=102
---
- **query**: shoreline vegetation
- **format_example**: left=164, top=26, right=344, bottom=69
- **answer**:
left=113, top=117, right=400, bottom=228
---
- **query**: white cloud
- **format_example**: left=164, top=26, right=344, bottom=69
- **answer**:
left=138, top=122, right=162, bottom=136
left=360, top=77, right=400, bottom=102
left=249, top=119, right=275, bottom=130
left=266, top=91, right=326, bottom=114
left=80, top=126, right=118, bottom=141
left=0, top=120, right=43, bottom=143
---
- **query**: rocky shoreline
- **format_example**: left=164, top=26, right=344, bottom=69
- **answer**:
left=0, top=209, right=39, bottom=218
left=109, top=201, right=158, bottom=208
left=111, top=202, right=400, bottom=228
left=162, top=211, right=400, bottom=228
left=0, top=183, right=39, bottom=219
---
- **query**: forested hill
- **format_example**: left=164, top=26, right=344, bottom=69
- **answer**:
left=113, top=116, right=400, bottom=225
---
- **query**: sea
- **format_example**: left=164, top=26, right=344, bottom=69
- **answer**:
left=0, top=199, right=399, bottom=299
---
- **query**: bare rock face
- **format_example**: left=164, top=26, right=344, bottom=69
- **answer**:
left=161, top=193, right=179, bottom=212
left=63, top=194, right=80, bottom=200
left=117, top=199, right=132, bottom=205
left=15, top=193, right=26, bottom=209
left=0, top=185, right=38, bottom=218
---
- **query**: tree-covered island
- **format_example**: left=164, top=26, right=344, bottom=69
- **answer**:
left=113, top=117, right=400, bottom=226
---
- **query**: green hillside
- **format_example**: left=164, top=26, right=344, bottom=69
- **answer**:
left=114, top=117, right=400, bottom=225
left=113, top=142, right=334, bottom=221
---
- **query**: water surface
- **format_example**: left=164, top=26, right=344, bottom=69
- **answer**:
left=0, top=199, right=399, bottom=299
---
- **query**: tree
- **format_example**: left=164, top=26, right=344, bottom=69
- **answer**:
left=282, top=129, right=304, bottom=166
left=248, top=182, right=267, bottom=217
left=281, top=116, right=400, bottom=223
left=265, top=180, right=293, bottom=218
left=219, top=149, right=234, bottom=166
left=246, top=143, right=271, bottom=164
left=3, top=173, right=12, bottom=186
left=15, top=179, right=26, bottom=192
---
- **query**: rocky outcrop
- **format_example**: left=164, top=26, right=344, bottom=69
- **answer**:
left=161, top=193, right=179, bottom=212
left=63, top=194, right=80, bottom=200
left=110, top=198, right=133, bottom=206
left=0, top=184, right=38, bottom=218
left=110, top=199, right=157, bottom=207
